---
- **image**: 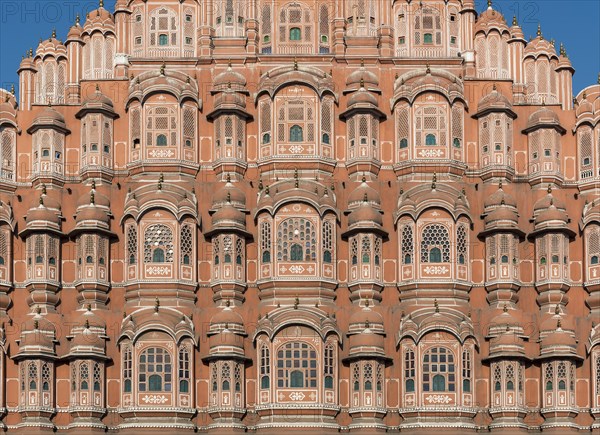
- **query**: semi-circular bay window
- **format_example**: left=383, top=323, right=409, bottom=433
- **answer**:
left=276, top=342, right=317, bottom=388
left=139, top=347, right=172, bottom=392
left=423, top=347, right=455, bottom=392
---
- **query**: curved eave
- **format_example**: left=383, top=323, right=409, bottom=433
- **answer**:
left=342, top=353, right=393, bottom=364
left=339, top=105, right=387, bottom=121
left=204, top=225, right=252, bottom=240
left=527, top=226, right=576, bottom=240
left=69, top=226, right=117, bottom=239
left=202, top=353, right=251, bottom=363
left=472, top=106, right=517, bottom=119
left=341, top=224, right=388, bottom=240
left=482, top=352, right=532, bottom=363
left=478, top=226, right=526, bottom=240
left=206, top=106, right=253, bottom=121
left=62, top=352, right=111, bottom=362
left=522, top=123, right=566, bottom=135
left=18, top=226, right=64, bottom=238
left=27, top=122, right=71, bottom=135
left=75, top=106, right=119, bottom=120
left=534, top=352, right=584, bottom=362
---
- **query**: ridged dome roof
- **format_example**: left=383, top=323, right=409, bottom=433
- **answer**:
left=212, top=203, right=246, bottom=226
left=475, top=6, right=509, bottom=35
left=526, top=106, right=561, bottom=130
left=484, top=185, right=517, bottom=209
left=484, top=206, right=519, bottom=225
left=212, top=177, right=246, bottom=209
left=477, top=86, right=513, bottom=115
left=348, top=202, right=383, bottom=226
left=347, top=87, right=378, bottom=107
left=346, top=67, right=379, bottom=87
left=213, top=64, right=246, bottom=90
left=348, top=178, right=381, bottom=208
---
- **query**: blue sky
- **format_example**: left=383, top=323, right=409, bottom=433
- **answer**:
left=0, top=0, right=598, bottom=95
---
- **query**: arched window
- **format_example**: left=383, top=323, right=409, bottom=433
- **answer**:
left=260, top=345, right=270, bottom=389
left=404, top=349, right=416, bottom=393
left=593, top=256, right=599, bottom=265
left=401, top=224, right=413, bottom=265
left=429, top=247, right=442, bottom=263
left=144, top=224, right=174, bottom=263
left=159, top=34, right=168, bottom=46
left=156, top=134, right=167, bottom=146
left=421, top=224, right=450, bottom=263
left=423, top=347, right=455, bottom=392
left=290, top=125, right=303, bottom=142
left=324, top=343, right=334, bottom=389
left=289, top=27, right=301, bottom=40
left=425, top=134, right=437, bottom=145
left=139, top=347, right=172, bottom=392
left=262, top=250, right=271, bottom=263
left=276, top=342, right=317, bottom=388
left=400, top=138, right=408, bottom=149
left=290, top=243, right=303, bottom=261
left=323, top=250, right=332, bottom=263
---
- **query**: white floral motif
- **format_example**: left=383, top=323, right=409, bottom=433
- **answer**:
left=141, top=394, right=169, bottom=404
left=418, top=149, right=444, bottom=158
left=425, top=394, right=452, bottom=404
left=423, top=266, right=449, bottom=274
left=289, top=392, right=305, bottom=401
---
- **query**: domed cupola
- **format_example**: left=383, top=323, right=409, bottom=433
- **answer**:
left=475, top=1, right=510, bottom=36
left=28, top=103, right=69, bottom=134
left=212, top=62, right=247, bottom=93
left=76, top=85, right=118, bottom=119
left=65, top=305, right=109, bottom=360
left=71, top=182, right=113, bottom=236
left=345, top=61, right=379, bottom=92
left=35, top=29, right=68, bottom=59
left=66, top=15, right=83, bottom=43
left=14, top=312, right=58, bottom=360
left=480, top=182, right=524, bottom=238
left=524, top=105, right=565, bottom=134
left=530, top=186, right=575, bottom=237
left=20, top=187, right=62, bottom=236
left=82, top=0, right=115, bottom=34
left=523, top=25, right=558, bottom=59
left=475, top=84, right=515, bottom=118
left=347, top=175, right=381, bottom=210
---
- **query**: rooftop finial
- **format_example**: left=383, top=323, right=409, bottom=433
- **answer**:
left=29, top=48, right=33, bottom=57
left=51, top=28, right=56, bottom=39
left=76, top=14, right=80, bottom=25
left=228, top=58, right=232, bottom=68
left=555, top=304, right=560, bottom=315
left=87, top=304, right=92, bottom=311
left=99, top=0, right=104, bottom=8
left=431, top=173, right=437, bottom=190
left=557, top=318, right=562, bottom=329
left=498, top=179, right=503, bottom=189
left=226, top=191, right=231, bottom=203
left=362, top=173, right=366, bottom=183
left=365, top=319, right=370, bottom=329
left=493, top=82, right=497, bottom=91
left=293, top=57, right=298, bottom=71
left=360, top=77, right=365, bottom=89
left=598, top=72, right=600, bottom=85
left=512, top=15, right=518, bottom=26
left=160, top=62, right=166, bottom=76
left=10, top=84, right=15, bottom=95
left=91, top=180, right=96, bottom=190
left=226, top=173, right=231, bottom=183
left=537, top=24, right=542, bottom=38
left=360, top=57, right=364, bottom=67
left=487, top=0, right=492, bottom=9
left=560, top=43, right=566, bottom=56
left=503, top=303, right=508, bottom=313
left=39, top=195, right=44, bottom=206
left=363, top=193, right=368, bottom=203
left=294, top=296, right=299, bottom=309
left=434, top=299, right=439, bottom=313
left=90, top=191, right=95, bottom=205
left=154, top=297, right=160, bottom=312
left=547, top=184, right=552, bottom=194
left=426, top=63, right=431, bottom=74
left=95, top=83, right=100, bottom=92
left=85, top=319, right=90, bottom=329
left=42, top=184, right=47, bottom=195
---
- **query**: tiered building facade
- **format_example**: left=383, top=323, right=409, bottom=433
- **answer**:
left=0, top=0, right=598, bottom=433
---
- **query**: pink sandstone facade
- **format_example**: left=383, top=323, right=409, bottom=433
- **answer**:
left=0, top=0, right=598, bottom=433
